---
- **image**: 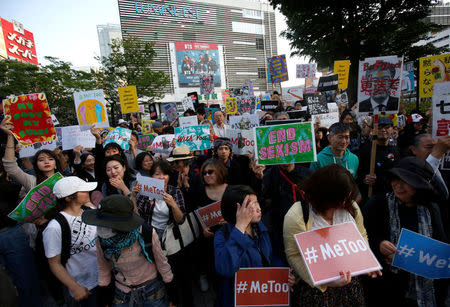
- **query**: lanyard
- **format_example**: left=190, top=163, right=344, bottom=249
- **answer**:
left=279, top=169, right=305, bottom=202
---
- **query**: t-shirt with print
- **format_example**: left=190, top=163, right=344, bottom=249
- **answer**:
left=43, top=211, right=98, bottom=295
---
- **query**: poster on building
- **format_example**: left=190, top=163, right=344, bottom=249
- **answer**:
left=317, top=74, right=339, bottom=92
left=334, top=60, right=351, bottom=89
left=118, top=86, right=139, bottom=114
left=0, top=18, right=38, bottom=65
left=268, top=55, right=289, bottom=83
left=176, top=41, right=221, bottom=88
left=73, top=89, right=109, bottom=131
left=358, top=55, right=403, bottom=114
left=305, top=94, right=329, bottom=115
left=294, top=222, right=381, bottom=286
left=175, top=125, right=210, bottom=151
left=419, top=53, right=450, bottom=98
left=432, top=82, right=450, bottom=138
left=225, top=97, right=238, bottom=114
left=255, top=122, right=316, bottom=165
left=3, top=93, right=57, bottom=146
left=229, top=114, right=259, bottom=130
left=162, top=103, right=179, bottom=123
left=200, top=74, right=215, bottom=95
left=236, top=95, right=256, bottom=114
left=296, top=64, right=316, bottom=79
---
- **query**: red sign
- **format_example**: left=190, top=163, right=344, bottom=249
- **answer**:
left=175, top=41, right=218, bottom=51
left=195, top=201, right=223, bottom=228
left=3, top=93, right=57, bottom=146
left=1, top=18, right=38, bottom=65
left=235, top=268, right=290, bottom=307
left=294, top=222, right=381, bottom=286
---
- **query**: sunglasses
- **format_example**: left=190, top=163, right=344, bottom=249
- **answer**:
left=202, top=170, right=215, bottom=176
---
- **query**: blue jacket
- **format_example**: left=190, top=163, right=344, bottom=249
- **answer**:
left=310, top=145, right=359, bottom=178
left=214, top=221, right=272, bottom=307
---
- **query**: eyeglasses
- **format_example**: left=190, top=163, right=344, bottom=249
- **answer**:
left=202, top=170, right=215, bottom=176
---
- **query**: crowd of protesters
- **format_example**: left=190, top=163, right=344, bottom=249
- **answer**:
left=0, top=92, right=449, bottom=307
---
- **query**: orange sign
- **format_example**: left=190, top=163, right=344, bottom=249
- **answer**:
left=294, top=222, right=381, bottom=286
left=235, top=268, right=290, bottom=307
left=195, top=201, right=223, bottom=228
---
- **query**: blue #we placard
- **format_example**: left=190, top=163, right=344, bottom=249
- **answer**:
left=392, top=228, right=450, bottom=279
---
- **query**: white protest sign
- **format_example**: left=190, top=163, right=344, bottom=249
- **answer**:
left=311, top=103, right=340, bottom=128
left=228, top=114, right=259, bottom=130
left=226, top=129, right=255, bottom=155
left=179, top=116, right=199, bottom=127
left=181, top=97, right=195, bottom=111
left=432, top=81, right=450, bottom=139
left=19, top=140, right=58, bottom=158
left=135, top=173, right=165, bottom=200
left=73, top=89, right=109, bottom=131
left=282, top=86, right=304, bottom=103
left=61, top=125, right=96, bottom=150
left=51, top=114, right=59, bottom=126
left=151, top=134, right=175, bottom=155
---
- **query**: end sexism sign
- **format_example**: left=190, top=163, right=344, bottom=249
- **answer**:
left=294, top=222, right=381, bottom=286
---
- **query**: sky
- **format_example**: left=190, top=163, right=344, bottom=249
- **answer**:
left=1, top=0, right=307, bottom=87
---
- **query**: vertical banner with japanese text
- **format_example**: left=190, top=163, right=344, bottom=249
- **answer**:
left=334, top=60, right=351, bottom=89
left=419, top=53, right=450, bottom=98
left=432, top=82, right=450, bottom=138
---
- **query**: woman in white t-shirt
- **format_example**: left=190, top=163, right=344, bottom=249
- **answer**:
left=43, top=176, right=98, bottom=306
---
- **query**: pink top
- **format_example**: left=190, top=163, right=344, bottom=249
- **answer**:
left=97, top=229, right=173, bottom=293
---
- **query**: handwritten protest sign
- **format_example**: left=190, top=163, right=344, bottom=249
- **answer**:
left=225, top=97, right=238, bottom=114
left=137, top=134, right=155, bottom=150
left=305, top=94, right=329, bottom=115
left=103, top=128, right=132, bottom=151
left=151, top=134, right=175, bottom=155
left=205, top=107, right=220, bottom=124
left=282, top=86, right=303, bottom=103
left=3, top=93, right=57, bottom=146
left=195, top=201, right=223, bottom=228
left=419, top=53, right=450, bottom=98
left=8, top=173, right=63, bottom=222
left=181, top=96, right=195, bottom=111
left=226, top=129, right=255, bottom=155
left=317, top=74, right=339, bottom=92
left=142, top=120, right=154, bottom=134
left=200, top=74, right=215, bottom=95
left=61, top=125, right=96, bottom=150
left=135, top=173, right=165, bottom=200
left=357, top=55, right=403, bottom=114
left=296, top=64, right=316, bottom=79
left=73, top=89, right=109, bottom=130
left=229, top=114, right=259, bottom=130
left=267, top=55, right=289, bottom=83
left=261, top=100, right=279, bottom=112
left=311, top=103, right=340, bottom=128
left=235, top=268, right=290, bottom=307
left=432, top=82, right=450, bottom=138
left=255, top=122, right=316, bottom=165
left=118, top=86, right=139, bottom=114
left=392, top=229, right=450, bottom=279
left=237, top=95, right=256, bottom=114
left=51, top=114, right=59, bottom=126
left=162, top=103, right=178, bottom=123
left=294, top=222, right=381, bottom=286
left=334, top=60, right=351, bottom=89
left=19, top=140, right=58, bottom=158
left=179, top=116, right=198, bottom=127
left=175, top=125, right=210, bottom=151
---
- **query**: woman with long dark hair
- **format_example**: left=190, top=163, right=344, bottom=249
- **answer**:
left=101, top=155, right=135, bottom=197
left=134, top=151, right=154, bottom=177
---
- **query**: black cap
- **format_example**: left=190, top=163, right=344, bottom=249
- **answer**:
left=389, top=157, right=436, bottom=192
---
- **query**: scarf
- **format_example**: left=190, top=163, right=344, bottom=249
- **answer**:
left=386, top=192, right=435, bottom=307
left=100, top=227, right=152, bottom=263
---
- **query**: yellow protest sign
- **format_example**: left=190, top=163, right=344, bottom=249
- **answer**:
left=118, top=86, right=139, bottom=114
left=225, top=97, right=237, bottom=114
left=419, top=53, right=450, bottom=98
left=334, top=60, right=350, bottom=89
left=142, top=120, right=154, bottom=134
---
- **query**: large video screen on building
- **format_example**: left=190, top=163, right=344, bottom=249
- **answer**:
left=176, top=41, right=221, bottom=88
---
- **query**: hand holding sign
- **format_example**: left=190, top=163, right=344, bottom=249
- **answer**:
left=0, top=115, right=14, bottom=136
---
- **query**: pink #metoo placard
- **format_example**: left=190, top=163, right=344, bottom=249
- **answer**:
left=294, top=222, right=381, bottom=285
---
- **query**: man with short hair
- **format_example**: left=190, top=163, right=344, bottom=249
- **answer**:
left=213, top=110, right=229, bottom=137
left=310, top=122, right=359, bottom=178
left=274, top=112, right=289, bottom=120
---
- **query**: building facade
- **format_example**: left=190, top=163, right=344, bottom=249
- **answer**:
left=97, top=23, right=122, bottom=60
left=118, top=0, right=278, bottom=101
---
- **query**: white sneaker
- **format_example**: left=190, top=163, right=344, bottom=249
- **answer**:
left=199, top=274, right=209, bottom=292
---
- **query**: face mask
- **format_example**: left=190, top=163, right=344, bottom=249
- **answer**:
left=97, top=226, right=115, bottom=239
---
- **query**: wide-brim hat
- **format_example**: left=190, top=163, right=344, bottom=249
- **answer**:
left=389, top=157, right=436, bottom=192
left=82, top=195, right=144, bottom=232
left=166, top=146, right=193, bottom=162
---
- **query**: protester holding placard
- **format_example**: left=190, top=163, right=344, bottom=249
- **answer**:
left=101, top=155, right=135, bottom=197
left=213, top=110, right=229, bottom=138
left=283, top=165, right=376, bottom=306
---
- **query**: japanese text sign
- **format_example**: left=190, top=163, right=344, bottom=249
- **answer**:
left=255, top=122, right=316, bottom=165
left=179, top=116, right=198, bottom=127
left=334, top=60, right=351, bottom=89
left=3, top=93, right=57, bottom=146
left=225, top=97, right=238, bottom=114
left=8, top=173, right=63, bottom=222
left=296, top=64, right=316, bottom=79
left=305, top=94, right=329, bottom=115
left=151, top=134, right=175, bottom=155
left=103, top=128, right=132, bottom=151
left=137, top=134, right=155, bottom=150
left=237, top=95, right=256, bottom=114
left=229, top=114, right=259, bottom=130
left=175, top=125, right=211, bottom=151
left=135, top=173, right=165, bottom=200
left=195, top=201, right=223, bottom=228
left=294, top=222, right=381, bottom=286
left=419, top=53, right=450, bottom=98
left=61, top=125, right=96, bottom=150
left=268, top=55, right=289, bottom=83
left=311, top=103, right=340, bottom=129
left=1, top=18, right=38, bottom=65
left=432, top=82, right=450, bottom=138
left=118, top=86, right=139, bottom=114
left=162, top=103, right=179, bottom=123
left=357, top=56, right=403, bottom=115
left=235, top=268, right=290, bottom=307
left=181, top=96, right=195, bottom=111
left=392, top=228, right=450, bottom=279
left=200, top=74, right=215, bottom=95
left=73, top=89, right=109, bottom=130
left=317, top=74, right=339, bottom=92
left=226, top=129, right=255, bottom=155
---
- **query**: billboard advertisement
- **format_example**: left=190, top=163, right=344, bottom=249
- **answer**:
left=175, top=41, right=221, bottom=87
left=0, top=18, right=38, bottom=65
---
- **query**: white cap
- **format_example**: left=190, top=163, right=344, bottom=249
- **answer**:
left=53, top=176, right=98, bottom=199
left=118, top=119, right=127, bottom=125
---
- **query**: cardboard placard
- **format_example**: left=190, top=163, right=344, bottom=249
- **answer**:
left=311, top=103, right=340, bottom=128
left=19, top=140, right=58, bottom=158
left=296, top=64, right=316, bottom=79
left=305, top=94, right=329, bottom=115
left=135, top=173, right=165, bottom=200
left=118, top=85, right=139, bottom=114
left=317, top=74, right=339, bottom=92
left=73, top=89, right=109, bottom=130
left=200, top=74, right=215, bottom=95
left=237, top=95, right=256, bottom=114
left=149, top=103, right=158, bottom=120
left=261, top=100, right=279, bottom=112
left=181, top=96, right=195, bottom=111
left=162, top=103, right=179, bottom=123
left=419, top=53, right=450, bottom=98
left=61, top=125, right=96, bottom=150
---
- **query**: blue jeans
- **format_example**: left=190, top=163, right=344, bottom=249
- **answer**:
left=0, top=225, right=42, bottom=307
left=112, top=278, right=168, bottom=307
